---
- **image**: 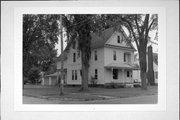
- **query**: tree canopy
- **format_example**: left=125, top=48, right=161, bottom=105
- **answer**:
left=23, top=14, right=59, bottom=77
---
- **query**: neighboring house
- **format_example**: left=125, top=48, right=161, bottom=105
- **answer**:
left=133, top=52, right=158, bottom=84
left=41, top=72, right=59, bottom=86
left=56, top=28, right=138, bottom=87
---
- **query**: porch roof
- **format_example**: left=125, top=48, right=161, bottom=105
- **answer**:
left=104, top=63, right=139, bottom=70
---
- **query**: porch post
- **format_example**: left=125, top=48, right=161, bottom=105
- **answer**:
left=122, top=69, right=125, bottom=84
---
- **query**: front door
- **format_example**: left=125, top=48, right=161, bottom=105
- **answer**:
left=113, top=69, right=118, bottom=80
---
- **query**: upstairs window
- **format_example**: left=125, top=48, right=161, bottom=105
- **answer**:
left=124, top=53, right=126, bottom=62
left=73, top=53, right=76, bottom=62
left=117, top=36, right=120, bottom=43
left=94, top=50, right=97, bottom=61
left=124, top=53, right=131, bottom=63
left=95, top=69, right=98, bottom=79
left=113, top=51, right=116, bottom=61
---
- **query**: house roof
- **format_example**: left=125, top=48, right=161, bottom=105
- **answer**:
left=91, top=28, right=114, bottom=49
left=104, top=63, right=139, bottom=70
left=56, top=50, right=68, bottom=62
left=46, top=72, right=59, bottom=77
left=57, top=28, right=135, bottom=61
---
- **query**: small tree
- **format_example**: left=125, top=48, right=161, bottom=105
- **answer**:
left=28, top=67, right=40, bottom=84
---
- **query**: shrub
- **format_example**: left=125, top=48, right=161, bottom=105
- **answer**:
left=104, top=82, right=118, bottom=89
left=28, top=67, right=40, bottom=84
left=90, top=76, right=97, bottom=87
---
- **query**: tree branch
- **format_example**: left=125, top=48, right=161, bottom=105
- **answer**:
left=135, top=15, right=141, bottom=35
left=148, top=19, right=155, bottom=31
left=144, top=14, right=150, bottom=45
left=121, top=17, right=139, bottom=49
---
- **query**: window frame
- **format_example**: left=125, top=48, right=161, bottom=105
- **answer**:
left=73, top=53, right=76, bottom=62
left=94, top=50, right=97, bottom=61
left=72, top=70, right=74, bottom=80
left=95, top=69, right=98, bottom=79
left=75, top=70, right=77, bottom=80
left=127, top=70, right=130, bottom=77
left=117, top=35, right=120, bottom=43
left=113, top=50, right=116, bottom=61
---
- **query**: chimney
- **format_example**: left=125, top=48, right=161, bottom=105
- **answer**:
left=147, top=45, right=155, bottom=85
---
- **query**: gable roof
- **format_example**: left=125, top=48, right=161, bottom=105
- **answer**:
left=57, top=28, right=135, bottom=61
left=91, top=28, right=114, bottom=49
left=56, top=50, right=68, bottom=62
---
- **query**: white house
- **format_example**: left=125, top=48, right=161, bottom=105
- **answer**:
left=56, top=28, right=138, bottom=86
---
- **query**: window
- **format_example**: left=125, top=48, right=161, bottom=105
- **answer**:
left=117, top=36, right=120, bottom=43
left=94, top=51, right=97, bottom=61
left=155, top=72, right=158, bottom=79
left=73, top=53, right=76, bottom=62
left=72, top=70, right=74, bottom=80
left=80, top=70, right=82, bottom=76
left=95, top=69, right=98, bottom=79
left=75, top=70, right=77, bottom=80
left=113, top=51, right=116, bottom=61
left=124, top=53, right=126, bottom=62
left=127, top=71, right=130, bottom=77
left=113, top=69, right=118, bottom=79
left=124, top=53, right=131, bottom=63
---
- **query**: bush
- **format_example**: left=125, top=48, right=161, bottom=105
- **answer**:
left=104, top=82, right=118, bottom=88
left=90, top=76, right=97, bottom=87
left=28, top=67, right=40, bottom=84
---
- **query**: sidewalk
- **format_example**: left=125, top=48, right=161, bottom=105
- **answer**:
left=23, top=95, right=157, bottom=104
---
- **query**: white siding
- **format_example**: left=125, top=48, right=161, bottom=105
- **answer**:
left=104, top=47, right=134, bottom=66
left=106, top=32, right=131, bottom=48
left=89, top=48, right=105, bottom=84
left=57, top=31, right=136, bottom=85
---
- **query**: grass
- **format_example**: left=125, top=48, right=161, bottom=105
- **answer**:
left=23, top=85, right=157, bottom=101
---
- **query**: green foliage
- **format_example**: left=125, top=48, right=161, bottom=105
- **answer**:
left=23, top=14, right=59, bottom=77
left=27, top=67, right=40, bottom=83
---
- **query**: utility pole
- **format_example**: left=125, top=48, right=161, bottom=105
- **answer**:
left=60, top=14, right=64, bottom=95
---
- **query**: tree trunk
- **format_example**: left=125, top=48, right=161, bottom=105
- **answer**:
left=139, top=48, right=148, bottom=90
left=80, top=50, right=89, bottom=91
left=147, top=45, right=155, bottom=85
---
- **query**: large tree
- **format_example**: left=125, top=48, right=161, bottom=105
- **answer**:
left=23, top=14, right=59, bottom=78
left=62, top=14, right=105, bottom=91
left=62, top=15, right=92, bottom=91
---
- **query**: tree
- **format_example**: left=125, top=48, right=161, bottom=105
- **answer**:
left=64, top=15, right=92, bottom=91
left=23, top=14, right=59, bottom=77
left=106, top=14, right=158, bottom=90
left=62, top=14, right=104, bottom=91
left=28, top=66, right=40, bottom=84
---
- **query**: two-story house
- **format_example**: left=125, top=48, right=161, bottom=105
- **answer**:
left=56, top=28, right=138, bottom=86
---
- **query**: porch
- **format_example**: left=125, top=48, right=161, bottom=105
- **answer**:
left=104, top=63, right=139, bottom=87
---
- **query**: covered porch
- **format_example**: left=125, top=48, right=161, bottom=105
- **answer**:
left=104, top=63, right=139, bottom=87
